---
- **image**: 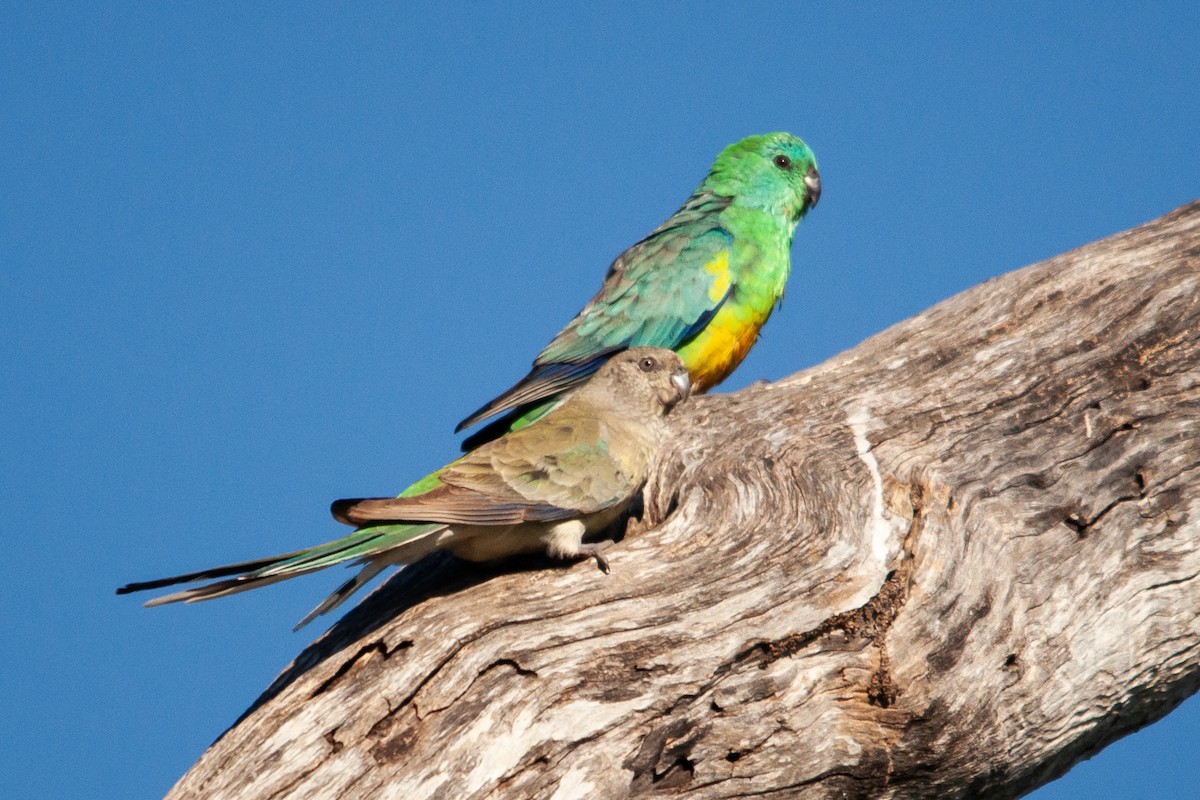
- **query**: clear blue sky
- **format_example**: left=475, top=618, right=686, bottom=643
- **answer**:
left=3, top=4, right=1197, bottom=797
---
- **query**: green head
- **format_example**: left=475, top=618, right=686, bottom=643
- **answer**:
left=704, top=132, right=821, bottom=222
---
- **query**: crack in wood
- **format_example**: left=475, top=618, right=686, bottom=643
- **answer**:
left=627, top=716, right=706, bottom=791
left=311, top=639, right=412, bottom=698
left=738, top=480, right=927, bottom=678
left=867, top=646, right=898, bottom=708
left=1063, top=467, right=1149, bottom=538
left=365, top=642, right=464, bottom=738
left=323, top=727, right=344, bottom=755
left=480, top=657, right=538, bottom=678
left=263, top=761, right=325, bottom=800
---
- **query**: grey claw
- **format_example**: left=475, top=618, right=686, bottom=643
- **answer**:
left=577, top=540, right=614, bottom=573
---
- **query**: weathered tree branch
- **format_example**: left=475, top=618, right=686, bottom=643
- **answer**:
left=169, top=202, right=1200, bottom=799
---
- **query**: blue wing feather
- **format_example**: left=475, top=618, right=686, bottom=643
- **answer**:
left=457, top=191, right=733, bottom=434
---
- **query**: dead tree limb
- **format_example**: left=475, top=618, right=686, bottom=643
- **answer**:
left=168, top=201, right=1200, bottom=799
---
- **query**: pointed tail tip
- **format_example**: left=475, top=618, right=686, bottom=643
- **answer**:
left=458, top=392, right=520, bottom=436
left=116, top=580, right=160, bottom=596
left=456, top=404, right=491, bottom=434
left=291, top=565, right=384, bottom=632
left=292, top=603, right=328, bottom=632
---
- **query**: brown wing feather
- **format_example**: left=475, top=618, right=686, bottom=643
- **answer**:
left=444, top=412, right=637, bottom=514
left=338, top=403, right=643, bottom=529
left=333, top=483, right=572, bottom=526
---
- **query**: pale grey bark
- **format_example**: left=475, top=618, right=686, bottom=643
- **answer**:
left=168, top=201, right=1200, bottom=799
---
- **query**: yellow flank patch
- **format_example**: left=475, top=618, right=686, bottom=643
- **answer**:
left=678, top=303, right=764, bottom=393
left=703, top=251, right=732, bottom=304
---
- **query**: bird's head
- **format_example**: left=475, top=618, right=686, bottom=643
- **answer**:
left=705, top=132, right=821, bottom=222
left=588, top=347, right=691, bottom=418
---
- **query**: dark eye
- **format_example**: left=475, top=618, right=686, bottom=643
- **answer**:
left=773, top=154, right=792, bottom=170
left=639, top=356, right=657, bottom=372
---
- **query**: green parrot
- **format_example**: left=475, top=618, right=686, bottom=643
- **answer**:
left=457, top=131, right=820, bottom=449
left=118, top=348, right=690, bottom=630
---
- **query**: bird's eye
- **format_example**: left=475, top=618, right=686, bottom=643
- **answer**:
left=773, top=154, right=792, bottom=170
left=639, top=357, right=657, bottom=372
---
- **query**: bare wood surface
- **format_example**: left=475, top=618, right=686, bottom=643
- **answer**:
left=168, top=201, right=1200, bottom=799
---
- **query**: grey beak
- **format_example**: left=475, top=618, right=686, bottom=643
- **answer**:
left=671, top=370, right=691, bottom=403
left=803, top=167, right=821, bottom=209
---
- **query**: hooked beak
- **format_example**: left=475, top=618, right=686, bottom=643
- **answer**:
left=803, top=166, right=821, bottom=210
left=670, top=369, right=691, bottom=405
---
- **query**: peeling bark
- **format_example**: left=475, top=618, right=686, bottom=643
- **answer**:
left=168, top=201, right=1200, bottom=799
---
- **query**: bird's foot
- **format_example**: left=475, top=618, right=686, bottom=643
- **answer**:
left=577, top=540, right=614, bottom=574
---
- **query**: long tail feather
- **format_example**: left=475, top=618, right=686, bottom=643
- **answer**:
left=143, top=571, right=299, bottom=606
left=115, top=550, right=308, bottom=595
left=292, top=561, right=388, bottom=631
left=117, top=523, right=445, bottom=627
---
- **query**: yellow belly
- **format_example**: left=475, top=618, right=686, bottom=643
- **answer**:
left=676, top=303, right=768, bottom=392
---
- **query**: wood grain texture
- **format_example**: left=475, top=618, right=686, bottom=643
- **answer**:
left=168, top=202, right=1200, bottom=799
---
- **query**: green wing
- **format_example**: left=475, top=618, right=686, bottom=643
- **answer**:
left=457, top=192, right=734, bottom=433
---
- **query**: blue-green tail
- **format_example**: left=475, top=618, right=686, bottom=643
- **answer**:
left=116, top=522, right=443, bottom=630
